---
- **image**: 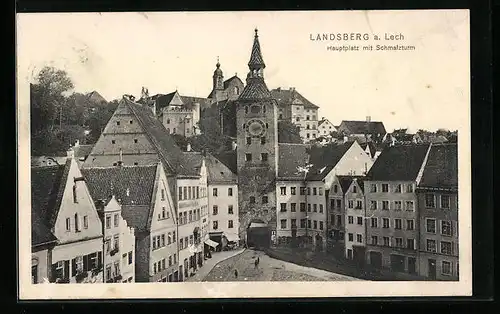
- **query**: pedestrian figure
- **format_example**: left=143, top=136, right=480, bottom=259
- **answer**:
left=254, top=259, right=258, bottom=269
left=234, top=269, right=238, bottom=279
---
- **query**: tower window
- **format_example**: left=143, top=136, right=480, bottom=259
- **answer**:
left=245, top=153, right=252, bottom=162
left=246, top=137, right=252, bottom=145
left=260, top=137, right=266, bottom=145
left=166, top=119, right=170, bottom=124
left=245, top=106, right=249, bottom=114
left=279, top=114, right=283, bottom=119
left=130, top=120, right=133, bottom=124
left=261, top=153, right=268, bottom=162
left=111, top=140, right=116, bottom=144
left=265, top=123, right=268, bottom=129
left=134, top=139, right=138, bottom=143
left=249, top=196, right=256, bottom=204
left=250, top=105, right=261, bottom=114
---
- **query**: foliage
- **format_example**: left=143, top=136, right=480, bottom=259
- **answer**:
left=278, top=120, right=302, bottom=144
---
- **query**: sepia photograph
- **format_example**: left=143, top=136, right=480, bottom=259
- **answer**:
left=17, top=9, right=471, bottom=298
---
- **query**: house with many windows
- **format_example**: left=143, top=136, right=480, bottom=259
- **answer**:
left=364, top=143, right=432, bottom=275
left=95, top=195, right=136, bottom=283
left=31, top=151, right=104, bottom=284
left=341, top=176, right=367, bottom=264
left=82, top=163, right=179, bottom=282
left=326, top=176, right=347, bottom=255
left=417, top=143, right=458, bottom=280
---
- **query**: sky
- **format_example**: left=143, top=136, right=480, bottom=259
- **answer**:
left=17, top=10, right=470, bottom=132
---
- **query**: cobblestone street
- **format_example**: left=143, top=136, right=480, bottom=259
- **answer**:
left=203, top=249, right=363, bottom=282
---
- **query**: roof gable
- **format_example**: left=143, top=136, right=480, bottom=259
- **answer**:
left=205, top=153, right=238, bottom=183
left=277, top=143, right=310, bottom=179
left=306, top=142, right=354, bottom=180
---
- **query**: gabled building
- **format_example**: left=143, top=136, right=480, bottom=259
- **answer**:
left=416, top=143, right=458, bottom=280
left=342, top=176, right=367, bottom=264
left=31, top=151, right=104, bottom=284
left=94, top=195, right=136, bottom=283
left=271, top=87, right=320, bottom=142
left=337, top=118, right=387, bottom=142
left=82, top=163, right=179, bottom=282
left=318, top=117, right=337, bottom=137
left=205, top=153, right=239, bottom=249
left=31, top=203, right=58, bottom=284
left=207, top=58, right=245, bottom=103
left=364, top=143, right=432, bottom=275
left=326, top=175, right=347, bottom=255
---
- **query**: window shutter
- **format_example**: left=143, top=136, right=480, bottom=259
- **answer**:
left=83, top=254, right=89, bottom=271
left=72, top=258, right=77, bottom=277
left=51, top=263, right=58, bottom=282
left=64, top=260, right=70, bottom=280
left=98, top=251, right=103, bottom=269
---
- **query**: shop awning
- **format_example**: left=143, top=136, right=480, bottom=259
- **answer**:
left=204, top=239, right=219, bottom=248
left=224, top=232, right=240, bottom=242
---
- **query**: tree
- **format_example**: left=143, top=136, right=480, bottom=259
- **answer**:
left=278, top=120, right=302, bottom=144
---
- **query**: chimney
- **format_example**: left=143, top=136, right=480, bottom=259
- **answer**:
left=231, top=140, right=237, bottom=151
left=186, top=143, right=192, bottom=152
left=74, top=140, right=80, bottom=147
left=343, top=136, right=348, bottom=143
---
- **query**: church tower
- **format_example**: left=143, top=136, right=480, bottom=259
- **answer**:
left=212, top=57, right=225, bottom=102
left=236, top=29, right=279, bottom=240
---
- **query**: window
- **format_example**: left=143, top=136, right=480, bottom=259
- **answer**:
left=111, top=140, right=116, bottom=144
left=306, top=115, right=310, bottom=121
left=319, top=221, right=324, bottom=230
left=212, top=220, right=218, bottom=230
left=213, top=188, right=218, bottom=197
left=370, top=201, right=378, bottom=210
left=382, top=184, right=389, bottom=192
left=356, top=234, right=363, bottom=243
left=114, top=213, right=119, bottom=227
left=246, top=137, right=252, bottom=145
left=307, top=204, right=311, bottom=212
left=188, top=187, right=192, bottom=200
left=134, top=139, right=138, bottom=144
left=347, top=249, right=353, bottom=259
left=280, top=187, right=286, bottom=195
left=105, top=215, right=111, bottom=229
left=371, top=236, right=378, bottom=245
left=196, top=186, right=200, bottom=199
left=106, top=237, right=112, bottom=252
left=73, top=184, right=78, bottom=203
left=160, top=207, right=166, bottom=219
left=348, top=233, right=354, bottom=242
left=300, top=219, right=306, bottom=228
left=382, top=218, right=390, bottom=228
left=66, top=218, right=71, bottom=231
left=352, top=185, right=357, bottom=193
left=395, top=238, right=403, bottom=248
left=307, top=187, right=311, bottom=195
left=128, top=251, right=133, bottom=264
left=406, top=219, right=414, bottom=230
left=371, top=217, right=378, bottom=228
left=441, top=241, right=453, bottom=255
left=319, top=187, right=323, bottom=195
left=348, top=200, right=354, bottom=208
left=280, top=219, right=287, bottom=229
left=370, top=184, right=377, bottom=193
left=291, top=219, right=297, bottom=228
left=426, top=219, right=436, bottom=233
left=333, top=185, right=338, bottom=193
left=405, top=201, right=414, bottom=211
left=300, top=203, right=306, bottom=212
left=441, top=195, right=451, bottom=209
left=407, top=238, right=415, bottom=250
left=228, top=220, right=234, bottom=228
left=178, top=187, right=183, bottom=200
left=425, top=193, right=436, bottom=208
left=228, top=188, right=233, bottom=196
left=290, top=187, right=296, bottom=195
left=348, top=216, right=354, bottom=224
left=356, top=200, right=362, bottom=209
left=83, top=216, right=88, bottom=229
left=319, top=204, right=323, bottom=213
left=307, top=220, right=311, bottom=228
left=394, top=219, right=402, bottom=230
left=406, top=184, right=414, bottom=193
left=300, top=187, right=306, bottom=195
left=228, top=205, right=234, bottom=214
left=249, top=196, right=256, bottom=204
left=280, top=203, right=287, bottom=212
left=183, top=187, right=187, bottom=200
left=441, top=220, right=453, bottom=236
left=382, top=201, right=389, bottom=210
left=313, top=220, right=317, bottom=229
left=114, top=235, right=119, bottom=250
left=290, top=203, right=297, bottom=212
left=383, top=237, right=390, bottom=246
left=313, top=187, right=317, bottom=195
left=442, top=261, right=452, bottom=275
left=245, top=153, right=252, bottom=162
left=394, top=184, right=402, bottom=193
left=261, top=195, right=268, bottom=204
left=313, top=204, right=317, bottom=212
left=357, top=217, right=363, bottom=225
left=394, top=201, right=402, bottom=210
left=260, top=137, right=266, bottom=145
left=426, top=239, right=437, bottom=252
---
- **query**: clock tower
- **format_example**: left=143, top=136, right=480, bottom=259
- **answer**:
left=236, top=29, right=279, bottom=241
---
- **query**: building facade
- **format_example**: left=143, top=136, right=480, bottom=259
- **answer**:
left=417, top=143, right=459, bottom=280
left=343, top=177, right=366, bottom=264
left=318, top=117, right=337, bottom=137
left=326, top=176, right=346, bottom=255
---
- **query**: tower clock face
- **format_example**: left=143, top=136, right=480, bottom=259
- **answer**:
left=246, top=119, right=266, bottom=137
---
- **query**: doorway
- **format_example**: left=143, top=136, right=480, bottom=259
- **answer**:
left=408, top=257, right=417, bottom=274
left=428, top=259, right=437, bottom=279
left=369, top=251, right=382, bottom=268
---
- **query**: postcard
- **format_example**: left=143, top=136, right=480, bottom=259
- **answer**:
left=17, top=9, right=471, bottom=299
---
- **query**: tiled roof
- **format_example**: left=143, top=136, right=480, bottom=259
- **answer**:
left=340, top=120, right=387, bottom=135
left=306, top=141, right=354, bottom=180
left=419, top=143, right=457, bottom=189
left=238, top=79, right=271, bottom=100
left=86, top=91, right=107, bottom=103
left=366, top=144, right=431, bottom=181
left=81, top=165, right=158, bottom=231
left=337, top=175, right=366, bottom=194
left=122, top=97, right=198, bottom=176
left=360, top=141, right=377, bottom=158
left=73, top=144, right=94, bottom=159
left=277, top=143, right=310, bottom=179
left=151, top=91, right=177, bottom=109
left=248, top=30, right=266, bottom=68
left=31, top=162, right=69, bottom=246
left=270, top=88, right=319, bottom=109
left=213, top=150, right=237, bottom=175
left=181, top=152, right=204, bottom=177
left=205, top=153, right=238, bottom=184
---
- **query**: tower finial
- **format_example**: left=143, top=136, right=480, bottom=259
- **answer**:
left=216, top=56, right=220, bottom=68
left=255, top=28, right=258, bottom=37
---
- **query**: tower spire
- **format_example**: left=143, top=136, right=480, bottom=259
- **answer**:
left=248, top=28, right=266, bottom=69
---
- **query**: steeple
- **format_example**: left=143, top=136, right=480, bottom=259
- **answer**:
left=213, top=56, right=224, bottom=91
left=239, top=28, right=271, bottom=100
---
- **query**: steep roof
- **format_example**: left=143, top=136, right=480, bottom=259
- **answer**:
left=181, top=152, right=204, bottom=177
left=270, top=88, right=319, bottom=109
left=81, top=165, right=158, bottom=231
left=31, top=162, right=70, bottom=246
left=239, top=79, right=271, bottom=100
left=366, top=144, right=431, bottom=181
left=205, top=153, right=238, bottom=184
left=418, top=143, right=458, bottom=190
left=337, top=175, right=366, bottom=194
left=360, top=141, right=377, bottom=158
left=248, top=29, right=266, bottom=68
left=213, top=150, right=238, bottom=175
left=340, top=120, right=387, bottom=135
left=277, top=143, right=310, bottom=180
left=151, top=91, right=177, bottom=108
left=306, top=141, right=354, bottom=180
left=87, top=91, right=107, bottom=103
left=122, top=97, right=198, bottom=177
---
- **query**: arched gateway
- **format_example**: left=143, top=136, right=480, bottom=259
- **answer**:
left=246, top=219, right=271, bottom=249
